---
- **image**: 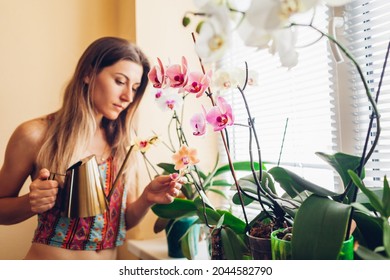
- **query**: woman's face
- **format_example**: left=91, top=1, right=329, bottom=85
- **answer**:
left=90, top=59, right=143, bottom=120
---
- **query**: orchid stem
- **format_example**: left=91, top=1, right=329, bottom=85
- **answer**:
left=278, top=118, right=289, bottom=167
left=191, top=31, right=250, bottom=227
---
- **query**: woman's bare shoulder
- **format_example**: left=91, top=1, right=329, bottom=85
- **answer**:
left=0, top=115, right=53, bottom=194
left=11, top=116, right=51, bottom=146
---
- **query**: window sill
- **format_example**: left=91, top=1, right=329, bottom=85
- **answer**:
left=126, top=237, right=209, bottom=260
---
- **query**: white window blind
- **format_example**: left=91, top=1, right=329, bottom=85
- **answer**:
left=345, top=0, right=390, bottom=188
left=220, top=4, right=338, bottom=189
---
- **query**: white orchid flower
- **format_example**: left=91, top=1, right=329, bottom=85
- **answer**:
left=195, top=19, right=231, bottom=63
left=237, top=16, right=272, bottom=48
left=269, top=28, right=299, bottom=69
left=241, top=69, right=260, bottom=87
left=154, top=88, right=183, bottom=111
left=242, top=0, right=351, bottom=32
left=212, top=66, right=259, bottom=94
left=212, top=68, right=240, bottom=92
left=194, top=0, right=233, bottom=63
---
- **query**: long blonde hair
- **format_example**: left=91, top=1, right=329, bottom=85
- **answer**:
left=37, top=37, right=150, bottom=186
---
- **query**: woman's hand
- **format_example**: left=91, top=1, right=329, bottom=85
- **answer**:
left=142, top=174, right=183, bottom=206
left=29, top=168, right=59, bottom=214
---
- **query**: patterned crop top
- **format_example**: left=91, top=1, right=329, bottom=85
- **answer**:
left=32, top=157, right=127, bottom=250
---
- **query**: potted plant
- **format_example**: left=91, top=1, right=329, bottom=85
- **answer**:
left=141, top=55, right=261, bottom=259
left=182, top=0, right=390, bottom=261
left=147, top=0, right=390, bottom=260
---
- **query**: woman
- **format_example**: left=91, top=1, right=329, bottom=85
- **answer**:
left=0, top=37, right=181, bottom=259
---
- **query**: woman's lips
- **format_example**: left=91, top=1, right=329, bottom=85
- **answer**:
left=114, top=104, right=124, bottom=111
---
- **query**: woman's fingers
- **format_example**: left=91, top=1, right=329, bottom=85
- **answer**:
left=29, top=169, right=59, bottom=213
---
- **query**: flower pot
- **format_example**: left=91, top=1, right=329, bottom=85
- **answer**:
left=246, top=232, right=272, bottom=260
left=271, top=228, right=292, bottom=260
left=337, top=235, right=354, bottom=260
left=271, top=228, right=355, bottom=260
left=166, top=216, right=198, bottom=258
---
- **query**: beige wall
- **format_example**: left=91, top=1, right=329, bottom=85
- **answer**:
left=0, top=0, right=217, bottom=260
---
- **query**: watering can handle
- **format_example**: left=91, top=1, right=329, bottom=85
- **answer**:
left=108, top=144, right=135, bottom=200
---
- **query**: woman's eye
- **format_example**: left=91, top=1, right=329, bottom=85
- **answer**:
left=116, top=80, right=125, bottom=85
left=132, top=87, right=139, bottom=93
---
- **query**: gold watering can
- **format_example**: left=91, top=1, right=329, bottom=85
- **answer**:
left=53, top=145, right=134, bottom=218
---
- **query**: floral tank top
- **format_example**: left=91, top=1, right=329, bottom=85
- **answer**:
left=32, top=157, right=127, bottom=250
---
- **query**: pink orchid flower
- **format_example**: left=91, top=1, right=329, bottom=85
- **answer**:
left=172, top=145, right=200, bottom=171
left=190, top=108, right=207, bottom=136
left=184, top=70, right=212, bottom=98
left=166, top=56, right=188, bottom=88
left=148, top=57, right=165, bottom=88
left=206, top=96, right=235, bottom=131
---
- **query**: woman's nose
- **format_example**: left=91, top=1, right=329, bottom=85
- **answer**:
left=121, top=88, right=135, bottom=103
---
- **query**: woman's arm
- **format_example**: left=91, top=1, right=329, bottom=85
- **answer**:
left=125, top=175, right=181, bottom=230
left=0, top=118, right=58, bottom=225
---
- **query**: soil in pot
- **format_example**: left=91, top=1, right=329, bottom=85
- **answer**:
left=247, top=219, right=275, bottom=260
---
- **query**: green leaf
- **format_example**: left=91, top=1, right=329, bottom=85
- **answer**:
left=216, top=210, right=246, bottom=234
left=157, top=162, right=176, bottom=174
left=348, top=170, right=384, bottom=215
left=181, top=224, right=199, bottom=260
left=356, top=187, right=384, bottom=211
left=269, top=166, right=339, bottom=197
left=316, top=152, right=363, bottom=188
left=193, top=198, right=221, bottom=225
left=232, top=190, right=256, bottom=206
left=216, top=214, right=225, bottom=229
left=383, top=176, right=390, bottom=217
left=292, top=195, right=352, bottom=259
left=383, top=219, right=390, bottom=258
left=355, top=245, right=389, bottom=260
left=195, top=197, right=246, bottom=234
left=233, top=170, right=280, bottom=207
left=352, top=210, right=383, bottom=250
left=204, top=179, right=232, bottom=188
left=151, top=198, right=197, bottom=219
left=153, top=217, right=170, bottom=233
left=351, top=202, right=373, bottom=216
left=238, top=171, right=276, bottom=196
left=220, top=227, right=248, bottom=259
left=214, top=161, right=259, bottom=177
left=193, top=168, right=207, bottom=180
left=231, top=184, right=275, bottom=208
